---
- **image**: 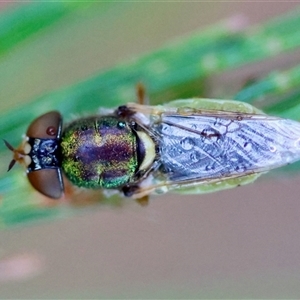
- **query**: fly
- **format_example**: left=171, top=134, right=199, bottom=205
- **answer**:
left=5, top=86, right=300, bottom=202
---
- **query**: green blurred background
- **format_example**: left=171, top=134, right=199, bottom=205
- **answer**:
left=1, top=2, right=300, bottom=299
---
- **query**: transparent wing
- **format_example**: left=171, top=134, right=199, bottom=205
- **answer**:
left=156, top=113, right=300, bottom=183
left=126, top=101, right=300, bottom=197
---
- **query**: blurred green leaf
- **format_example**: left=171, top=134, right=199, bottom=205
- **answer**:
left=1, top=5, right=300, bottom=227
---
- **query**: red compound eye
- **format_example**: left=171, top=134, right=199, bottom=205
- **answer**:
left=46, top=126, right=57, bottom=136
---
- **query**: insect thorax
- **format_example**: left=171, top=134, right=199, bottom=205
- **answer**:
left=60, top=115, right=156, bottom=190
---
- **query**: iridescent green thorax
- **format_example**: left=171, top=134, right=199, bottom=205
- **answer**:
left=61, top=116, right=138, bottom=189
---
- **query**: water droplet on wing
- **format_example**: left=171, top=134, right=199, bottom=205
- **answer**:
left=180, top=138, right=195, bottom=150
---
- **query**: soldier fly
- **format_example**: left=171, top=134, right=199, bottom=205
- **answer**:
left=5, top=86, right=300, bottom=202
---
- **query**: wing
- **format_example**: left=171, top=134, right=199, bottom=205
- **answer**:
left=156, top=113, right=300, bottom=182
left=124, top=100, right=300, bottom=198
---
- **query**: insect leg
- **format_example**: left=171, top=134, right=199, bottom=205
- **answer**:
left=135, top=195, right=149, bottom=206
left=136, top=83, right=149, bottom=105
left=116, top=83, right=149, bottom=117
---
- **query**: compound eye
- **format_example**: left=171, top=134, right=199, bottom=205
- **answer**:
left=27, top=111, right=62, bottom=139
left=27, top=169, right=64, bottom=199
